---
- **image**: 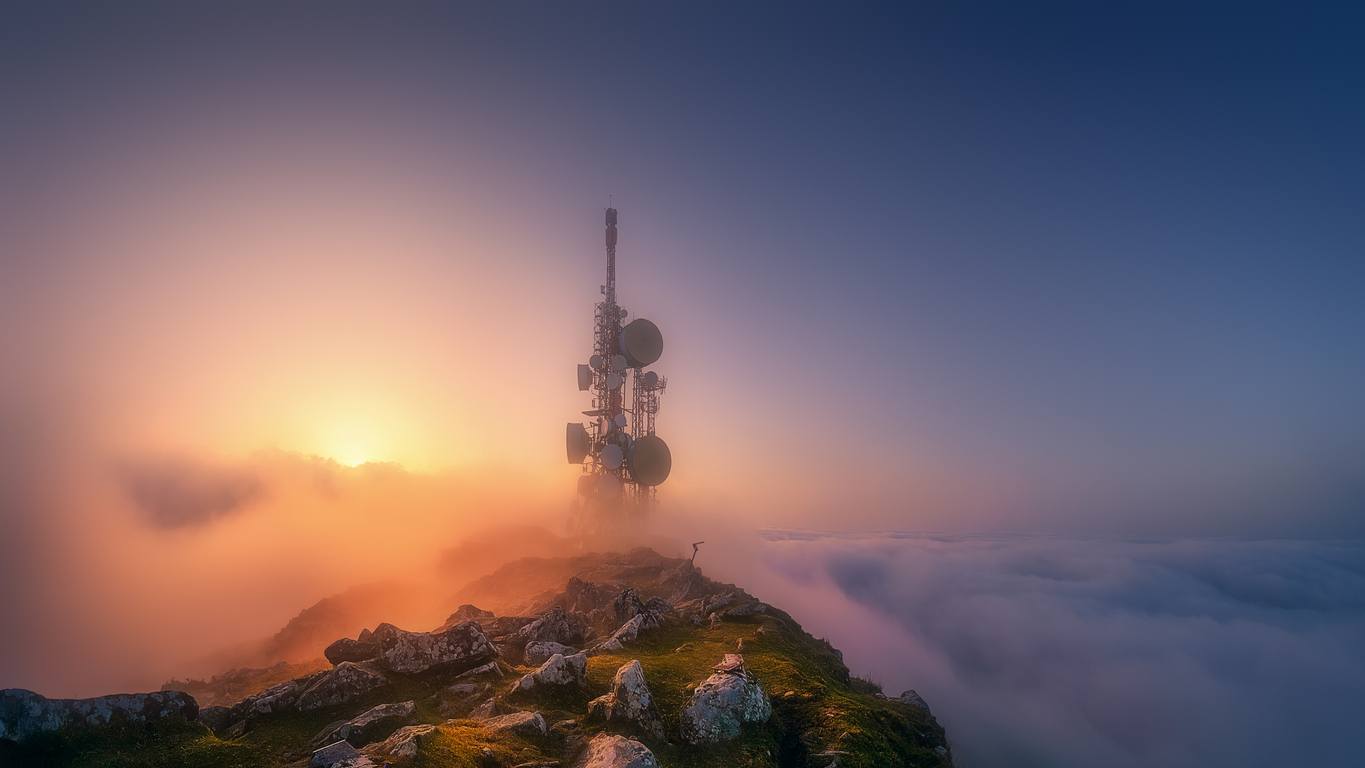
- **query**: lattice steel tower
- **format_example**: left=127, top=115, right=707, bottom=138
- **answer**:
left=565, top=209, right=671, bottom=521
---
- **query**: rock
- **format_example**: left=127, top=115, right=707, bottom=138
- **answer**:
left=469, top=697, right=517, bottom=719
left=0, top=689, right=198, bottom=742
left=592, top=609, right=664, bottom=654
left=296, top=662, right=389, bottom=711
left=482, top=616, right=536, bottom=640
left=445, top=604, right=496, bottom=627
left=311, top=700, right=415, bottom=747
left=562, top=577, right=614, bottom=614
left=452, top=660, right=504, bottom=681
left=899, top=689, right=931, bottom=713
left=198, top=705, right=233, bottom=731
left=515, top=607, right=588, bottom=647
left=585, top=660, right=664, bottom=740
left=481, top=710, right=548, bottom=737
left=197, top=674, right=316, bottom=732
left=572, top=733, right=659, bottom=768
left=700, top=592, right=737, bottom=615
left=588, top=638, right=624, bottom=655
left=512, top=653, right=588, bottom=693
left=311, top=739, right=361, bottom=767
left=245, top=679, right=304, bottom=716
left=366, top=723, right=438, bottom=763
left=369, top=621, right=496, bottom=676
left=723, top=601, right=768, bottom=619
left=679, top=654, right=771, bottom=744
left=550, top=716, right=582, bottom=738
left=325, top=634, right=380, bottom=666
left=712, top=653, right=745, bottom=674
left=612, top=588, right=648, bottom=622
left=525, top=641, right=577, bottom=666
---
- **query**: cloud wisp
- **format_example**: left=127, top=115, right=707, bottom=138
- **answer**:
left=751, top=532, right=1365, bottom=768
left=118, top=458, right=267, bottom=529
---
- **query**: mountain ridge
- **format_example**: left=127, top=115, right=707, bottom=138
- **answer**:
left=1, top=547, right=952, bottom=768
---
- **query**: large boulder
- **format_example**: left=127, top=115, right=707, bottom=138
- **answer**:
left=511, top=652, right=588, bottom=693
left=515, top=607, right=587, bottom=647
left=202, top=662, right=388, bottom=734
left=311, top=700, right=416, bottom=747
left=899, top=689, right=931, bottom=713
left=525, top=641, right=577, bottom=666
left=586, top=660, right=664, bottom=740
left=0, top=689, right=198, bottom=742
left=679, top=654, right=771, bottom=744
left=572, top=733, right=659, bottom=768
left=324, top=635, right=379, bottom=666
left=480, top=710, right=548, bottom=737
left=369, top=621, right=496, bottom=676
left=591, top=608, right=665, bottom=653
left=296, top=662, right=389, bottom=712
left=611, top=588, right=667, bottom=625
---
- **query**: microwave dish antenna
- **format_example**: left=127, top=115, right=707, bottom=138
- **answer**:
left=621, top=319, right=663, bottom=368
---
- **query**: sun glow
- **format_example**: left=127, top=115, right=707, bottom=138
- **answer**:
left=332, top=444, right=373, bottom=467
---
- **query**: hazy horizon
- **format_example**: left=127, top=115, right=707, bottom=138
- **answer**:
left=1, top=4, right=1362, bottom=765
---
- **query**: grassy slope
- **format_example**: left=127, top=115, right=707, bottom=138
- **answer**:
left=1, top=613, right=947, bottom=768
left=2, top=578, right=949, bottom=768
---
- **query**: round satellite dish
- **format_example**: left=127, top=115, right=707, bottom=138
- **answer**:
left=641, top=371, right=659, bottom=388
left=576, top=364, right=592, bottom=391
left=589, top=354, right=606, bottom=371
left=620, top=318, right=663, bottom=368
left=565, top=423, right=590, bottom=464
left=628, top=434, right=672, bottom=486
left=613, top=413, right=628, bottom=429
left=601, top=443, right=624, bottom=470
left=606, top=372, right=624, bottom=390
left=610, top=354, right=628, bottom=371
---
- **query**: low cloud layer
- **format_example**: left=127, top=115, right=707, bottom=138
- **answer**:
left=749, top=532, right=1365, bottom=768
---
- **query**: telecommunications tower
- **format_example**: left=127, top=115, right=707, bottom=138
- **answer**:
left=565, top=208, right=671, bottom=522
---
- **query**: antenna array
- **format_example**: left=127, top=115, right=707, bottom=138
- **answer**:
left=566, top=208, right=671, bottom=518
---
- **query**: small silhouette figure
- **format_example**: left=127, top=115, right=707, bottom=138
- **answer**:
left=691, top=540, right=705, bottom=564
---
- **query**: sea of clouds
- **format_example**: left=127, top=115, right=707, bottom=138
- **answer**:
left=738, top=532, right=1365, bottom=768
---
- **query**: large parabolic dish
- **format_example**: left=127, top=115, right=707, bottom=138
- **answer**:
left=620, top=318, right=663, bottom=368
left=628, top=434, right=672, bottom=486
left=566, top=423, right=590, bottom=464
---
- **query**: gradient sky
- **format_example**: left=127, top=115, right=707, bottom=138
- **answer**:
left=3, top=1, right=1364, bottom=537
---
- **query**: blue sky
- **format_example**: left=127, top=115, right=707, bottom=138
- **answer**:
left=3, top=2, right=1363, bottom=535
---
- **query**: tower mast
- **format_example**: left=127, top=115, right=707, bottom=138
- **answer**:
left=566, top=207, right=671, bottom=529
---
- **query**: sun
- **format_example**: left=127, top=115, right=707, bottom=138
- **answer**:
left=334, top=448, right=370, bottom=467
left=325, top=432, right=380, bottom=467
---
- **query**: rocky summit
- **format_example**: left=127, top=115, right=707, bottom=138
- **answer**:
left=0, top=547, right=952, bottom=767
